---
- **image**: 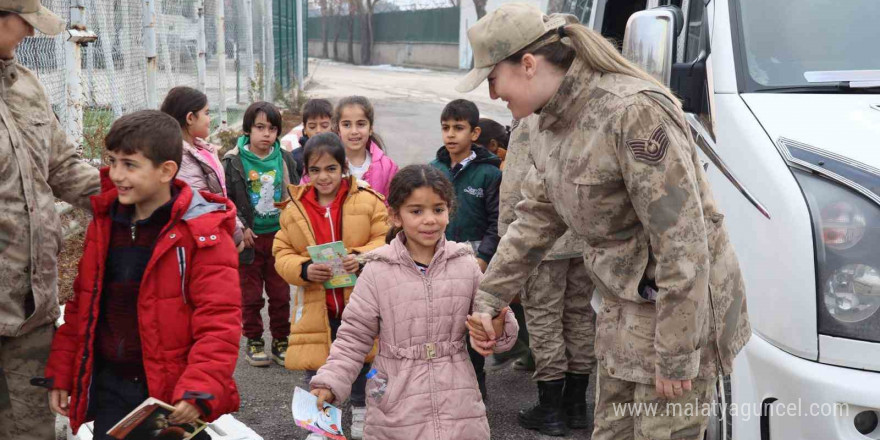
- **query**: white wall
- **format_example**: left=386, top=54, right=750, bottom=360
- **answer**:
left=458, top=0, right=551, bottom=69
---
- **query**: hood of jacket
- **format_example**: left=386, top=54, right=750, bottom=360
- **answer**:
left=363, top=231, right=474, bottom=268
left=95, top=167, right=236, bottom=236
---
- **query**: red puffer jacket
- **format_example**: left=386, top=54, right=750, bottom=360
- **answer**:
left=44, top=171, right=242, bottom=434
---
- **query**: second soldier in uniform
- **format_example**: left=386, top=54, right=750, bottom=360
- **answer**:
left=461, top=4, right=750, bottom=440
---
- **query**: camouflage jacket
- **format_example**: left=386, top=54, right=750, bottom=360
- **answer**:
left=475, top=59, right=750, bottom=383
left=0, top=58, right=100, bottom=337
left=499, top=115, right=582, bottom=260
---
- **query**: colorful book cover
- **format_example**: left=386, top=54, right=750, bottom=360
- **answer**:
left=292, top=387, right=346, bottom=440
left=106, top=397, right=207, bottom=439
left=307, top=241, right=357, bottom=289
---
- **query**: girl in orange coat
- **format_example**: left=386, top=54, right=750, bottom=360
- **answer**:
left=273, top=132, right=388, bottom=439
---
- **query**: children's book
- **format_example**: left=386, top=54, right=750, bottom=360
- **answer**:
left=307, top=241, right=357, bottom=289
left=106, top=397, right=207, bottom=439
left=292, top=387, right=346, bottom=439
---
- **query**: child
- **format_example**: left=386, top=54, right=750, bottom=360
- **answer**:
left=272, top=132, right=389, bottom=439
left=430, top=99, right=502, bottom=400
left=222, top=101, right=300, bottom=367
left=476, top=118, right=509, bottom=169
left=160, top=86, right=243, bottom=246
left=290, top=98, right=334, bottom=178
left=44, top=111, right=241, bottom=439
left=309, top=164, right=518, bottom=440
left=301, top=96, right=398, bottom=200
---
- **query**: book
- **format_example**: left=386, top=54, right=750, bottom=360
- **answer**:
left=307, top=241, right=357, bottom=289
left=292, top=387, right=346, bottom=439
left=106, top=397, right=207, bottom=440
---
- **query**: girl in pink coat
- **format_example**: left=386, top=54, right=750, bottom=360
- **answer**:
left=310, top=164, right=518, bottom=440
left=301, top=96, right=399, bottom=201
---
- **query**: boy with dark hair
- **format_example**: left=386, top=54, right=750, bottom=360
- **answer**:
left=223, top=101, right=299, bottom=367
left=429, top=98, right=502, bottom=400
left=44, top=110, right=241, bottom=439
left=292, top=98, right=334, bottom=177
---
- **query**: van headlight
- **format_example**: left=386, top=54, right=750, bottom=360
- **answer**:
left=783, top=138, right=880, bottom=341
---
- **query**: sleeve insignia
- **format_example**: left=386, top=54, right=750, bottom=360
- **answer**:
left=626, top=124, right=669, bottom=164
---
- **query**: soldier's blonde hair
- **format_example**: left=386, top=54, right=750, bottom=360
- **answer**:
left=508, top=21, right=681, bottom=109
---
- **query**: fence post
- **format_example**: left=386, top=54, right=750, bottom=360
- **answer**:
left=197, top=0, right=207, bottom=92
left=216, top=0, right=228, bottom=127
left=89, top=0, right=122, bottom=117
left=65, top=0, right=86, bottom=152
left=242, top=0, right=255, bottom=100
left=143, top=0, right=159, bottom=108
left=263, top=0, right=275, bottom=101
left=295, top=0, right=304, bottom=89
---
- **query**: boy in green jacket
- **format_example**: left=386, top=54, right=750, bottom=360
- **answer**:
left=430, top=99, right=502, bottom=401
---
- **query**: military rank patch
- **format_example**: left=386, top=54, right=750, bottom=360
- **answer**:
left=626, top=124, right=669, bottom=164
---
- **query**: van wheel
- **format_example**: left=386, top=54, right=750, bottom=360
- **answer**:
left=705, top=375, right=732, bottom=440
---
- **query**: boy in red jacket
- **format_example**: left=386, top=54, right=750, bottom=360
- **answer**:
left=42, top=111, right=242, bottom=438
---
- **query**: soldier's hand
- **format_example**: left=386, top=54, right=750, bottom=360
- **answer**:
left=655, top=373, right=692, bottom=399
left=469, top=334, right=493, bottom=357
left=490, top=307, right=509, bottom=340
left=49, top=389, right=69, bottom=416
left=466, top=312, right=497, bottom=351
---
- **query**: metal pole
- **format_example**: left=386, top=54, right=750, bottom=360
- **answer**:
left=235, top=41, right=241, bottom=103
left=66, top=0, right=86, bottom=152
left=197, top=0, right=207, bottom=92
left=263, top=0, right=275, bottom=101
left=217, top=0, right=227, bottom=128
left=295, top=0, right=304, bottom=89
left=242, top=0, right=255, bottom=100
left=144, top=0, right=159, bottom=108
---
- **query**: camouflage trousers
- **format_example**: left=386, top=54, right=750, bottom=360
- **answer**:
left=593, top=365, right=716, bottom=440
left=521, top=257, right=597, bottom=382
left=0, top=322, right=55, bottom=440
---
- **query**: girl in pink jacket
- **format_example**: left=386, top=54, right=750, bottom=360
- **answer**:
left=301, top=96, right=399, bottom=201
left=310, top=164, right=518, bottom=440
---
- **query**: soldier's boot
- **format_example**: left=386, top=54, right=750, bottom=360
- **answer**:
left=518, top=379, right=569, bottom=436
left=563, top=373, right=591, bottom=429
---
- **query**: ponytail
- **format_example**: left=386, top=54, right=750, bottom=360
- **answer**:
left=385, top=225, right=402, bottom=244
left=507, top=20, right=681, bottom=110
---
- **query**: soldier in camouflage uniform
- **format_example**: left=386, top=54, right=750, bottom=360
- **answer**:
left=0, top=2, right=100, bottom=438
left=458, top=4, right=750, bottom=439
left=500, top=114, right=596, bottom=436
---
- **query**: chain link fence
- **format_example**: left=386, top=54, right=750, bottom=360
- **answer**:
left=15, top=0, right=305, bottom=158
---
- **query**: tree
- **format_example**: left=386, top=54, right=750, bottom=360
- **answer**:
left=473, top=0, right=488, bottom=19
left=448, top=0, right=459, bottom=6
left=346, top=0, right=358, bottom=64
left=359, top=0, right=379, bottom=65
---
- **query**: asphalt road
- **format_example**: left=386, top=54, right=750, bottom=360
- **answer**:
left=234, top=307, right=595, bottom=440
left=233, top=60, right=596, bottom=439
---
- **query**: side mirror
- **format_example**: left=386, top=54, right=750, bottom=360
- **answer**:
left=622, top=7, right=682, bottom=86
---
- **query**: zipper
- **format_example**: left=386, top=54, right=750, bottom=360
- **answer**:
left=325, top=206, right=336, bottom=241
left=707, top=285, right=724, bottom=374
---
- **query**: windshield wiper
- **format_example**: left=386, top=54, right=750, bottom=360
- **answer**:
left=805, top=70, right=880, bottom=88
left=755, top=84, right=880, bottom=94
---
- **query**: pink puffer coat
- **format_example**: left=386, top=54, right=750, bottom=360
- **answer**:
left=310, top=235, right=518, bottom=440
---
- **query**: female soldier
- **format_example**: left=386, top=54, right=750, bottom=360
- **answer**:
left=461, top=4, right=750, bottom=440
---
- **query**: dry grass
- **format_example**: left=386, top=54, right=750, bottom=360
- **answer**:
left=57, top=206, right=90, bottom=304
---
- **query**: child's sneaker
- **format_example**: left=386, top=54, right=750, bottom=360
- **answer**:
left=271, top=338, right=287, bottom=366
left=305, top=434, right=324, bottom=440
left=350, top=406, right=367, bottom=439
left=246, top=338, right=272, bottom=367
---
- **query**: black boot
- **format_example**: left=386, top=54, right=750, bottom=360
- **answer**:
left=476, top=370, right=488, bottom=402
left=518, top=379, right=568, bottom=436
left=563, top=373, right=591, bottom=429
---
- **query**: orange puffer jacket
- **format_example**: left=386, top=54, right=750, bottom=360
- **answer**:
left=273, top=176, right=388, bottom=370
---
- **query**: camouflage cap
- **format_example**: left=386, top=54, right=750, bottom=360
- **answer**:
left=456, top=3, right=567, bottom=93
left=0, top=0, right=66, bottom=36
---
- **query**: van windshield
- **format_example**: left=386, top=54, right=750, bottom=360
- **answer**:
left=736, top=0, right=880, bottom=91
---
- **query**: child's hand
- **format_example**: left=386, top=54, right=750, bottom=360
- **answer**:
left=476, top=258, right=488, bottom=273
left=49, top=389, right=69, bottom=416
left=168, top=400, right=201, bottom=425
left=243, top=228, right=256, bottom=248
left=308, top=263, right=333, bottom=282
left=342, top=255, right=360, bottom=274
left=311, top=388, right=335, bottom=410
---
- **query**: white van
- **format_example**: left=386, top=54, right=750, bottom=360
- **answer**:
left=584, top=0, right=880, bottom=438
